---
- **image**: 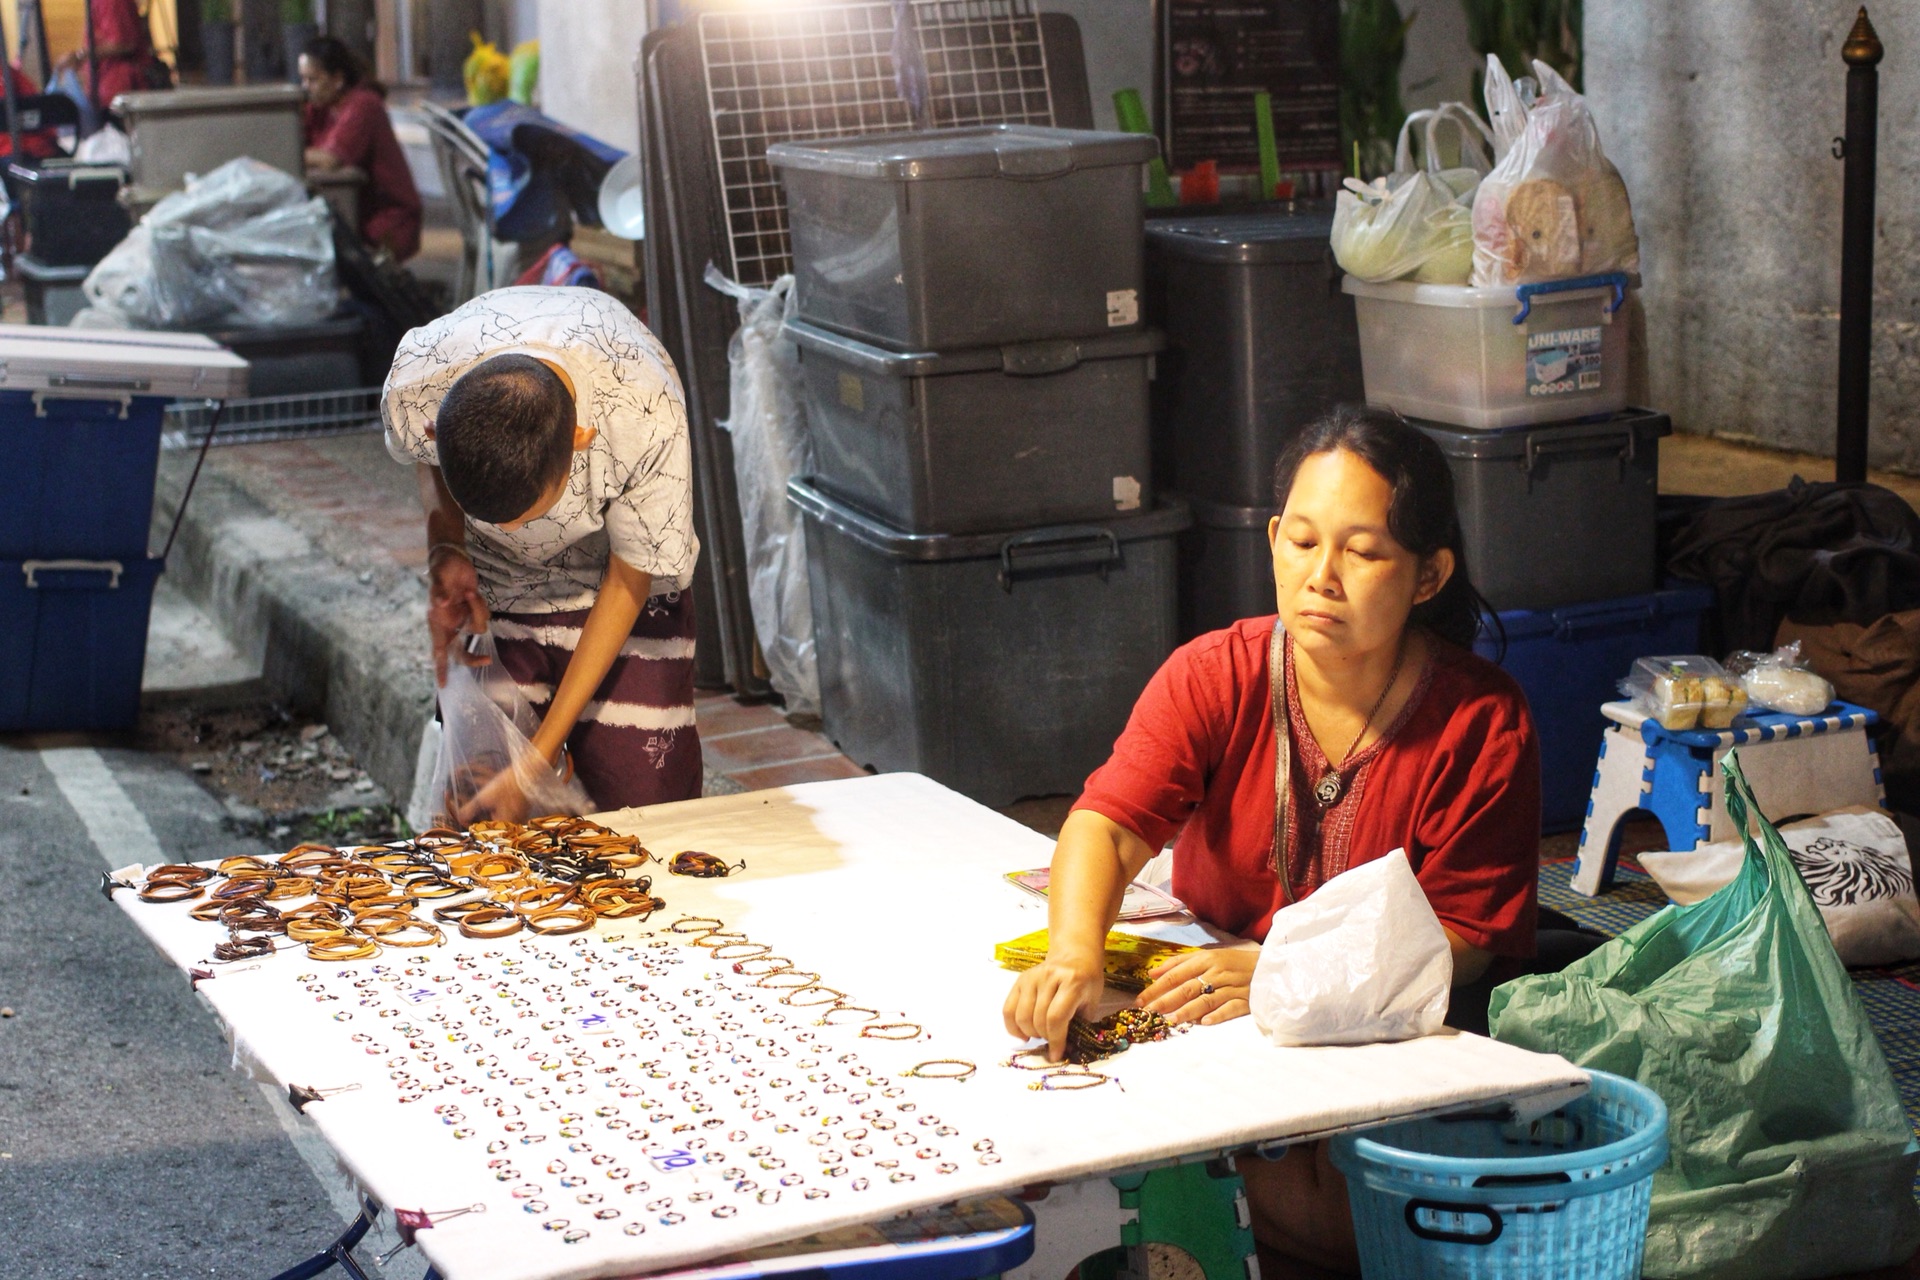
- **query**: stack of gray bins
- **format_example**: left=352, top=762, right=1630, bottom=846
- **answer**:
left=770, top=125, right=1190, bottom=806
left=1144, top=208, right=1367, bottom=637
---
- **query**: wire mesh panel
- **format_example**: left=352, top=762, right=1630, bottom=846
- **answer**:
left=162, top=388, right=384, bottom=449
left=699, top=0, right=1055, bottom=287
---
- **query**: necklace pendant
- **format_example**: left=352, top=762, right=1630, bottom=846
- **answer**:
left=1314, top=769, right=1344, bottom=808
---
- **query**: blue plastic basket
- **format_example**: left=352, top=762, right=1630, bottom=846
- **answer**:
left=1330, top=1071, right=1667, bottom=1280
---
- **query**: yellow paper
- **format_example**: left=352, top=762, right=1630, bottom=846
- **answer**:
left=994, top=927, right=1196, bottom=992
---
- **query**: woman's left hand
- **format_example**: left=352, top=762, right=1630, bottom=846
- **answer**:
left=1138, top=942, right=1261, bottom=1026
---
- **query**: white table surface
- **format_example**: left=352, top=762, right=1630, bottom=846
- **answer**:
left=111, top=772, right=1586, bottom=1280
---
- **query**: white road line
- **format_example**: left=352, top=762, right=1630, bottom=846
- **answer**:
left=41, top=746, right=416, bottom=1276
left=38, top=747, right=166, bottom=868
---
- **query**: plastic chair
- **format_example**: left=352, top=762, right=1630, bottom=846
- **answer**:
left=417, top=100, right=518, bottom=302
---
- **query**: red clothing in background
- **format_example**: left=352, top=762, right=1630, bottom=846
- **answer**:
left=89, top=0, right=150, bottom=109
left=304, top=84, right=422, bottom=260
left=1074, top=617, right=1541, bottom=955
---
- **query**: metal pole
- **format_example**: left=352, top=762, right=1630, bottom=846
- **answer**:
left=1836, top=6, right=1882, bottom=485
left=83, top=0, right=97, bottom=113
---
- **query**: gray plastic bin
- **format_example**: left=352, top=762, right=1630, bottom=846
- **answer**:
left=789, top=478, right=1188, bottom=806
left=769, top=125, right=1156, bottom=351
left=1414, top=409, right=1670, bottom=612
left=1179, top=497, right=1279, bottom=639
left=785, top=317, right=1161, bottom=535
left=1146, top=207, right=1363, bottom=506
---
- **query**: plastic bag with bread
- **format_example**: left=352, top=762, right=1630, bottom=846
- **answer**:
left=1470, top=56, right=1640, bottom=288
left=1623, top=656, right=1749, bottom=732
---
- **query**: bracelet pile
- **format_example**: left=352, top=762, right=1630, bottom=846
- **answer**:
left=133, top=816, right=668, bottom=962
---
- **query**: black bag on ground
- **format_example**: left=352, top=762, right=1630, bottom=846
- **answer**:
left=1666, top=479, right=1920, bottom=653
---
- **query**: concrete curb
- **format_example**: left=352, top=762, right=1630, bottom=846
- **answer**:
left=152, top=453, right=436, bottom=813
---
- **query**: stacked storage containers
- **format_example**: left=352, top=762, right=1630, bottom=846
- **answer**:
left=1343, top=274, right=1701, bottom=830
left=770, top=125, right=1186, bottom=806
left=1144, top=207, right=1366, bottom=636
left=0, top=327, right=247, bottom=731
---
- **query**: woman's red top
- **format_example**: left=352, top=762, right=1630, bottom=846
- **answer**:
left=304, top=84, right=423, bottom=260
left=1074, top=617, right=1540, bottom=955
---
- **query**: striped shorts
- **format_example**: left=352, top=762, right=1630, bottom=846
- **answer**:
left=489, top=590, right=702, bottom=810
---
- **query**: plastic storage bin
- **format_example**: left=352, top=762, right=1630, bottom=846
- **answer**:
left=0, top=556, right=165, bottom=731
left=17, top=255, right=90, bottom=327
left=789, top=478, right=1188, bottom=806
left=1477, top=585, right=1713, bottom=831
left=7, top=160, right=132, bottom=266
left=0, top=325, right=250, bottom=558
left=1178, top=496, right=1277, bottom=639
left=1416, top=409, right=1669, bottom=611
left=113, top=85, right=306, bottom=199
left=770, top=125, right=1156, bottom=351
left=204, top=314, right=366, bottom=397
left=785, top=317, right=1161, bottom=535
left=1145, top=207, right=1364, bottom=505
left=1331, top=1069, right=1667, bottom=1280
left=1345, top=273, right=1631, bottom=429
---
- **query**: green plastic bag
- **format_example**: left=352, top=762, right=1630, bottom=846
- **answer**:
left=1489, top=752, right=1920, bottom=1279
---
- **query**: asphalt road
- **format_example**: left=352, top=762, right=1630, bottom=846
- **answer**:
left=0, top=738, right=425, bottom=1280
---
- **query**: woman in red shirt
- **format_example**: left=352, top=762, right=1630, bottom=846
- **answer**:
left=1003, top=406, right=1542, bottom=1276
left=298, top=36, right=422, bottom=261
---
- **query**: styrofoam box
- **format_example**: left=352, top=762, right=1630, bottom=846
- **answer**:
left=1343, top=277, right=1630, bottom=430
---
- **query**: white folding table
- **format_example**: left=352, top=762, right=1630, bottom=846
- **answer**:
left=110, top=772, right=1587, bottom=1280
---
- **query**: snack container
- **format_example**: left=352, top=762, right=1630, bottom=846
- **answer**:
left=1624, top=655, right=1748, bottom=731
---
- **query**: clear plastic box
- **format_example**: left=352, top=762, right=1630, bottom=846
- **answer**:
left=1342, top=273, right=1631, bottom=429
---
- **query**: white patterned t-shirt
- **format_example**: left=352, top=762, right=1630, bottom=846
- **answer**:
left=383, top=287, right=699, bottom=613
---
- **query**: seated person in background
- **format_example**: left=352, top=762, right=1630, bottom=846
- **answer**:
left=384, top=287, right=702, bottom=817
left=1003, top=406, right=1542, bottom=1278
left=299, top=35, right=422, bottom=261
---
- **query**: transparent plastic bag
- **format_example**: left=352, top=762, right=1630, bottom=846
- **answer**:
left=1726, top=641, right=1836, bottom=716
left=706, top=265, right=820, bottom=718
left=1621, top=655, right=1748, bottom=731
left=1331, top=104, right=1492, bottom=285
left=1470, top=56, right=1640, bottom=288
left=1248, top=850, right=1452, bottom=1047
left=427, top=630, right=594, bottom=826
left=82, top=157, right=336, bottom=328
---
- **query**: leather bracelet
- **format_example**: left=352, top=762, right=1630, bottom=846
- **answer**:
left=457, top=907, right=523, bottom=939
left=524, top=904, right=595, bottom=936
left=139, top=881, right=204, bottom=903
left=377, top=920, right=445, bottom=948
left=147, top=864, right=213, bottom=884
left=308, top=935, right=379, bottom=961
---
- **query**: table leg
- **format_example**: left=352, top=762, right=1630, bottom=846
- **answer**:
left=1005, top=1176, right=1136, bottom=1280
left=264, top=1196, right=382, bottom=1280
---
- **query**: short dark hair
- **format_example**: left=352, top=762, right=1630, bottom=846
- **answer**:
left=1272, top=405, right=1498, bottom=652
left=301, top=35, right=364, bottom=87
left=434, top=355, right=576, bottom=525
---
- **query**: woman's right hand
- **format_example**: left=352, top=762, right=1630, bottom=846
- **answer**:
left=1002, top=955, right=1106, bottom=1061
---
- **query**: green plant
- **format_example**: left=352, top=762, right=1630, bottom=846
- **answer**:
left=1341, top=0, right=1414, bottom=180
left=202, top=0, right=234, bottom=23
left=1461, top=0, right=1582, bottom=106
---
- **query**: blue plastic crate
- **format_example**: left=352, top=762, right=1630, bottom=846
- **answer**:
left=0, top=389, right=171, bottom=559
left=1475, top=586, right=1713, bottom=832
left=1331, top=1070, right=1667, bottom=1280
left=0, top=556, right=163, bottom=731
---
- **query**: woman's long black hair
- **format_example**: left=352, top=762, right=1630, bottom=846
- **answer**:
left=1271, top=405, right=1500, bottom=654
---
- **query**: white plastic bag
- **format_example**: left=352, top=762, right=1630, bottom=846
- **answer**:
left=82, top=157, right=337, bottom=329
left=1248, top=850, right=1452, bottom=1047
left=427, top=630, right=594, bottom=826
left=1639, top=807, right=1920, bottom=967
left=1470, top=57, right=1640, bottom=288
left=1331, top=104, right=1492, bottom=285
left=706, top=265, right=820, bottom=718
